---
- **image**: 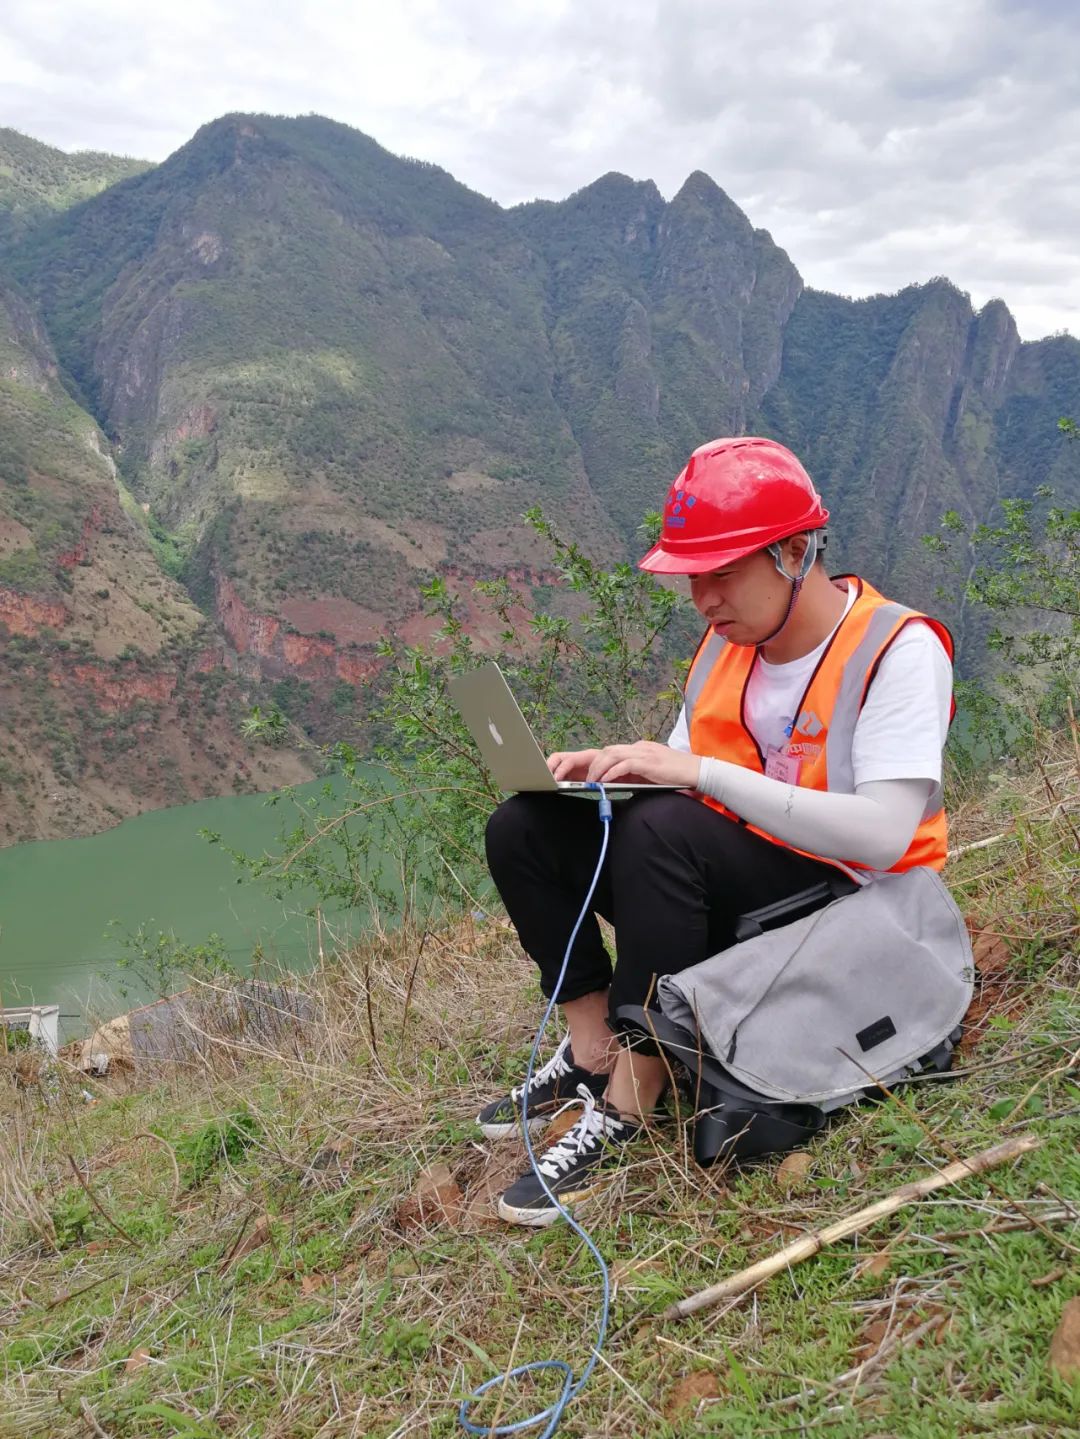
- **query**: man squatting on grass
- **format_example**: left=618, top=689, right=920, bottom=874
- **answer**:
left=475, top=438, right=956, bottom=1227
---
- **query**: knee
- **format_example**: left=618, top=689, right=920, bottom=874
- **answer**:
left=611, top=792, right=698, bottom=858
left=485, top=794, right=544, bottom=874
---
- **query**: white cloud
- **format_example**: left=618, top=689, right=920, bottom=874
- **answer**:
left=2, top=0, right=1078, bottom=338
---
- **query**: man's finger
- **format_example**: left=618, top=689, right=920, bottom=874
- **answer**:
left=593, top=754, right=630, bottom=781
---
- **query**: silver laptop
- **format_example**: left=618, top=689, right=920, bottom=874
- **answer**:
left=449, top=663, right=680, bottom=795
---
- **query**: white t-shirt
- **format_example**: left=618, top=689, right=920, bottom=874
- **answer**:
left=667, top=582, right=952, bottom=787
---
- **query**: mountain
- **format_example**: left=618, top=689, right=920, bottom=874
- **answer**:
left=515, top=179, right=1079, bottom=663
left=0, top=269, right=309, bottom=844
left=758, top=284, right=1080, bottom=655
left=0, top=115, right=1077, bottom=843
left=0, top=127, right=150, bottom=246
left=5, top=117, right=616, bottom=635
left=512, top=168, right=803, bottom=537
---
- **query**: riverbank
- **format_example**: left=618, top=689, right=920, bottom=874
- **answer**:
left=0, top=772, right=364, bottom=1033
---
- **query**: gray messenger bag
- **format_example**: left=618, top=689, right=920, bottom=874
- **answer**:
left=616, top=867, right=975, bottom=1166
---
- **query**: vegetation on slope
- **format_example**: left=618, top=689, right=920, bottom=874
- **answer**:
left=0, top=750, right=1076, bottom=1437
left=0, top=278, right=310, bottom=844
left=0, top=128, right=150, bottom=247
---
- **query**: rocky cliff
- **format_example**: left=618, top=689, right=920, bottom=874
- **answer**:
left=513, top=167, right=804, bottom=536
left=0, top=273, right=310, bottom=844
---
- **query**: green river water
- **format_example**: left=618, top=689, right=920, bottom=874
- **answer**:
left=0, top=777, right=361, bottom=1033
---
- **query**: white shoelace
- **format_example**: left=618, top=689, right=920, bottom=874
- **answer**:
left=511, top=1032, right=573, bottom=1101
left=536, top=1085, right=627, bottom=1179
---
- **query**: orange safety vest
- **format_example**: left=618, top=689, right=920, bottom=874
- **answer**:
left=684, top=576, right=954, bottom=873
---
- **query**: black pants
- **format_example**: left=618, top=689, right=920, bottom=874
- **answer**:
left=485, top=791, right=850, bottom=1031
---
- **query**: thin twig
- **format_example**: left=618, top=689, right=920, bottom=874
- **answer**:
left=1001, top=1044, right=1080, bottom=1126
left=968, top=922, right=1079, bottom=944
left=278, top=785, right=492, bottom=874
left=1031, top=1266, right=1067, bottom=1288
left=662, top=1134, right=1041, bottom=1320
left=79, top=1397, right=112, bottom=1438
left=1066, top=695, right=1080, bottom=784
left=132, top=1131, right=182, bottom=1205
left=947, top=830, right=1013, bottom=859
left=399, top=931, right=428, bottom=1045
left=66, top=1154, right=138, bottom=1247
left=1031, top=746, right=1080, bottom=850
left=361, top=955, right=384, bottom=1076
left=45, top=1272, right=114, bottom=1310
left=772, top=1310, right=950, bottom=1409
left=930, top=1206, right=1074, bottom=1241
left=217, top=1208, right=257, bottom=1272
left=485, top=1313, right=526, bottom=1438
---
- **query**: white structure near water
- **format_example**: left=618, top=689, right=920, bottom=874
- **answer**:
left=1, top=1004, right=60, bottom=1056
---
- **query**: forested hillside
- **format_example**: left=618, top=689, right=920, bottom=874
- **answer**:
left=0, top=115, right=1077, bottom=842
left=0, top=127, right=149, bottom=247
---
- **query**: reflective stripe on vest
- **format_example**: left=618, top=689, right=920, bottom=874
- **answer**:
left=684, top=629, right=726, bottom=724
left=684, top=576, right=953, bottom=872
left=824, top=602, right=945, bottom=822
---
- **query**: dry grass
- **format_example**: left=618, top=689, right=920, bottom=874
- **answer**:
left=0, top=746, right=1077, bottom=1438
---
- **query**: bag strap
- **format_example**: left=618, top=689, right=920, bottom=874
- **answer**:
left=614, top=1005, right=787, bottom=1106
left=732, top=872, right=857, bottom=944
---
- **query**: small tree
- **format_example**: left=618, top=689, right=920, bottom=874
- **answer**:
left=924, top=418, right=1079, bottom=758
left=227, top=510, right=690, bottom=924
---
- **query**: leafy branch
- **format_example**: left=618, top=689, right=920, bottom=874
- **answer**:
left=924, top=418, right=1079, bottom=754
left=229, top=509, right=690, bottom=923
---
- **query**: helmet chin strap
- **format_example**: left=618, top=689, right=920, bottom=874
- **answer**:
left=757, top=531, right=821, bottom=648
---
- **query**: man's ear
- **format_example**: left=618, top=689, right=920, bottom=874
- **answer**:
left=784, top=532, right=810, bottom=567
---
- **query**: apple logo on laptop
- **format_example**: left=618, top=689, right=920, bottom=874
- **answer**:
left=488, top=718, right=504, bottom=746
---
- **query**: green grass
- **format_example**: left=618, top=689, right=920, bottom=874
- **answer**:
left=1, top=778, right=1077, bottom=1438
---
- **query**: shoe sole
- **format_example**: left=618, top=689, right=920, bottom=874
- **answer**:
left=476, top=1114, right=550, bottom=1140
left=477, top=1085, right=614, bottom=1142
left=497, top=1182, right=604, bottom=1228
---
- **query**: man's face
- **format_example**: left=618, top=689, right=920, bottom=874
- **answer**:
left=688, top=545, right=793, bottom=647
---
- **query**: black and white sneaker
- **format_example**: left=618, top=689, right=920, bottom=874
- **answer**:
left=497, top=1086, right=640, bottom=1227
left=476, top=1034, right=609, bottom=1140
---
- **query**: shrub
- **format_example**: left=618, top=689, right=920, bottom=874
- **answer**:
left=175, top=1109, right=263, bottom=1188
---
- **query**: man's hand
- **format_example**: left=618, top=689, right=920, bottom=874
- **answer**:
left=547, top=748, right=601, bottom=781
left=585, top=741, right=701, bottom=789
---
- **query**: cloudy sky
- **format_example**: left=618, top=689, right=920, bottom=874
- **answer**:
left=4, top=0, right=1079, bottom=339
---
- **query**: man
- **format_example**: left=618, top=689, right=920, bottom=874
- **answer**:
left=478, top=437, right=954, bottom=1226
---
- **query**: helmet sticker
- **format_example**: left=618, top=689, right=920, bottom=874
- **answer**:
left=666, top=489, right=696, bottom=528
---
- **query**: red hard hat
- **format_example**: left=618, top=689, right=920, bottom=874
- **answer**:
left=638, top=437, right=829, bottom=575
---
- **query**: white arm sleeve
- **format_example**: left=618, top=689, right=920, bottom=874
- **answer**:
left=696, top=761, right=933, bottom=871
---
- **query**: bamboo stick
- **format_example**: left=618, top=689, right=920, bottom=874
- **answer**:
left=662, top=1133, right=1042, bottom=1321
left=947, top=830, right=1013, bottom=859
